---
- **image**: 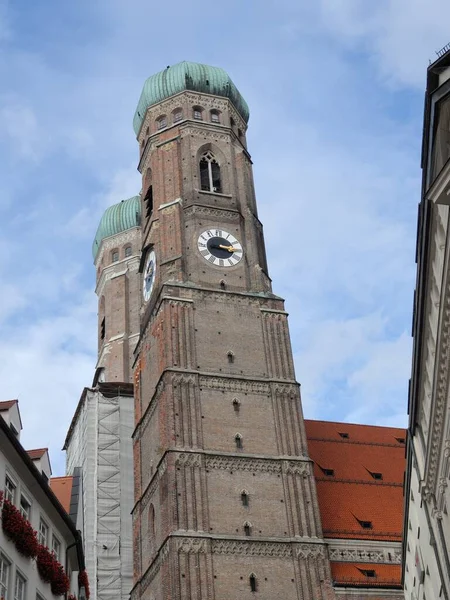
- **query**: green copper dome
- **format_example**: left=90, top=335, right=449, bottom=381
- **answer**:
left=133, top=61, right=249, bottom=135
left=92, top=195, right=141, bottom=260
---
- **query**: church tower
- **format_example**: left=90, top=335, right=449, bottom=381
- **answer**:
left=131, top=62, right=335, bottom=600
left=93, top=197, right=141, bottom=383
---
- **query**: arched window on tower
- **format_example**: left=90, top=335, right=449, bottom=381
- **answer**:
left=156, top=115, right=167, bottom=130
left=112, top=250, right=119, bottom=262
left=125, top=246, right=132, bottom=258
left=210, top=110, right=220, bottom=123
left=173, top=109, right=183, bottom=123
left=243, top=521, right=252, bottom=536
left=241, top=490, right=249, bottom=507
left=199, top=151, right=222, bottom=193
left=235, top=433, right=243, bottom=450
left=249, top=573, right=257, bottom=592
left=193, top=106, right=203, bottom=120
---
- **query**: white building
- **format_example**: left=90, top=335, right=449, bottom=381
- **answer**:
left=0, top=400, right=86, bottom=600
left=404, top=46, right=450, bottom=600
left=64, top=383, right=134, bottom=600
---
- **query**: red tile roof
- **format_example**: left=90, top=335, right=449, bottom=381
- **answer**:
left=26, top=448, right=48, bottom=460
left=50, top=476, right=73, bottom=514
left=305, top=420, right=406, bottom=541
left=331, top=562, right=402, bottom=588
left=0, top=400, right=18, bottom=410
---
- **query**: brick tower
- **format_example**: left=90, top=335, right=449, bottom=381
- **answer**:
left=131, top=62, right=335, bottom=600
left=92, top=197, right=141, bottom=383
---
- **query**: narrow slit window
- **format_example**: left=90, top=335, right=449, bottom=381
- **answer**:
left=227, top=351, right=234, bottom=364
left=144, top=185, right=153, bottom=219
left=232, top=398, right=240, bottom=412
left=235, top=434, right=243, bottom=449
left=244, top=522, right=251, bottom=536
left=241, top=491, right=249, bottom=507
left=249, top=574, right=257, bottom=592
left=101, top=317, right=106, bottom=341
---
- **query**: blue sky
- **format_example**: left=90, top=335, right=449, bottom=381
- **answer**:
left=1, top=0, right=449, bottom=475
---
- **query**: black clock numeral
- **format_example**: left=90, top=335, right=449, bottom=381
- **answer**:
left=208, top=255, right=216, bottom=263
left=198, top=242, right=207, bottom=248
left=206, top=230, right=213, bottom=238
left=215, top=230, right=222, bottom=237
left=201, top=249, right=209, bottom=256
left=219, top=259, right=224, bottom=267
left=227, top=258, right=234, bottom=266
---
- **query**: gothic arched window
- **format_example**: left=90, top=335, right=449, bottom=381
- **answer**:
left=112, top=250, right=119, bottom=262
left=200, top=151, right=222, bottom=193
left=235, top=433, right=243, bottom=450
left=244, top=522, right=252, bottom=536
left=125, top=246, right=132, bottom=258
left=249, top=573, right=257, bottom=592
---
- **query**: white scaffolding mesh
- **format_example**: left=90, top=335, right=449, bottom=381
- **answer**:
left=65, top=387, right=134, bottom=600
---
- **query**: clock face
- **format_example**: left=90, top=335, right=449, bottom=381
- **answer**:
left=143, top=249, right=156, bottom=301
left=197, top=229, right=243, bottom=267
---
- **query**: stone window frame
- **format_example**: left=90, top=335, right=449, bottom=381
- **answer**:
left=125, top=246, right=133, bottom=258
left=111, top=249, right=119, bottom=263
left=196, top=143, right=229, bottom=195
left=199, top=150, right=222, bottom=194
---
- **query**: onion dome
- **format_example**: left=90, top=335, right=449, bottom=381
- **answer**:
left=133, top=61, right=249, bottom=135
left=92, top=195, right=141, bottom=260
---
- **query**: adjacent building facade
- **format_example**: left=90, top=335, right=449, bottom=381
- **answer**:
left=0, top=400, right=85, bottom=600
left=403, top=47, right=450, bottom=600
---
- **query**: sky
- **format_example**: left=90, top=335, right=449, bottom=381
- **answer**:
left=0, top=0, right=449, bottom=475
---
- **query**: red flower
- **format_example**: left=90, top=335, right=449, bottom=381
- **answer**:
left=78, top=570, right=90, bottom=599
left=1, top=499, right=39, bottom=558
left=36, top=545, right=70, bottom=596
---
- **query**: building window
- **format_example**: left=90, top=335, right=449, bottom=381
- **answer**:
left=156, top=115, right=167, bottom=130
left=144, top=185, right=153, bottom=219
left=20, top=495, right=31, bottom=520
left=244, top=522, right=252, bottom=536
left=173, top=110, right=183, bottom=123
left=319, top=466, right=334, bottom=477
left=14, top=572, right=26, bottom=600
left=235, top=434, right=243, bottom=450
left=338, top=432, right=349, bottom=439
left=232, top=398, right=240, bottom=412
left=38, top=519, right=48, bottom=547
left=52, top=536, right=61, bottom=561
left=227, top=351, right=234, bottom=364
left=100, top=317, right=106, bottom=341
left=4, top=476, right=16, bottom=504
left=125, top=246, right=132, bottom=258
left=193, top=106, right=203, bottom=120
left=359, top=569, right=376, bottom=578
left=249, top=573, right=257, bottom=592
left=395, top=437, right=406, bottom=444
left=238, top=128, right=243, bottom=138
left=199, top=150, right=222, bottom=193
left=230, top=117, right=235, bottom=128
left=112, top=250, right=119, bottom=262
left=241, top=491, right=249, bottom=507
left=370, top=471, right=383, bottom=480
left=210, top=110, right=220, bottom=123
left=358, top=519, right=372, bottom=529
left=0, top=555, right=10, bottom=600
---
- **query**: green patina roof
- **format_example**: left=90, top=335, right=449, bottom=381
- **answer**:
left=133, top=61, right=249, bottom=135
left=92, top=195, right=141, bottom=260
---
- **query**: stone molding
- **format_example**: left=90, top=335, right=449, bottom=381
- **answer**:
left=199, top=375, right=270, bottom=394
left=206, top=455, right=281, bottom=473
left=133, top=380, right=165, bottom=441
left=327, top=543, right=402, bottom=565
left=424, top=209, right=450, bottom=500
left=212, top=539, right=327, bottom=559
left=184, top=205, right=240, bottom=221
left=181, top=126, right=231, bottom=143
left=177, top=538, right=208, bottom=554
left=139, top=541, right=170, bottom=594
left=175, top=452, right=202, bottom=468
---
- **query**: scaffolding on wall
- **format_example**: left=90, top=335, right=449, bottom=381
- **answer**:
left=64, top=384, right=134, bottom=600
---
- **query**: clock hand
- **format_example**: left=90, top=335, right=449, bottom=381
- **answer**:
left=218, top=244, right=238, bottom=252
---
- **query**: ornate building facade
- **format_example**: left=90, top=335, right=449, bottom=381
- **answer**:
left=403, top=46, right=450, bottom=600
